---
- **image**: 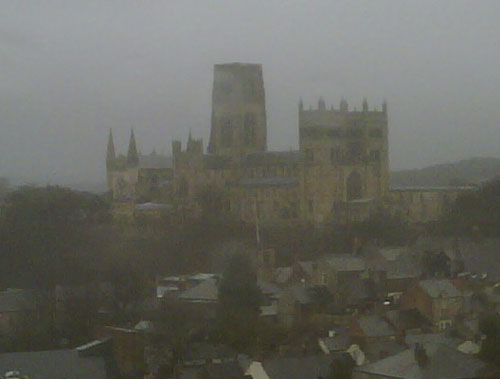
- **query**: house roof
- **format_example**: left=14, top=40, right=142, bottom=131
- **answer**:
left=319, top=335, right=352, bottom=352
left=378, top=247, right=409, bottom=261
left=0, top=289, right=37, bottom=313
left=0, top=349, right=107, bottom=379
left=261, top=354, right=334, bottom=379
left=275, top=261, right=314, bottom=285
left=285, top=285, right=313, bottom=305
left=355, top=315, right=396, bottom=338
left=366, top=248, right=421, bottom=280
left=484, top=284, right=500, bottom=304
left=260, top=303, right=278, bottom=317
left=353, top=343, right=498, bottom=379
left=385, top=309, right=432, bottom=331
left=418, top=279, right=461, bottom=298
left=135, top=202, right=171, bottom=211
left=183, top=343, right=236, bottom=364
left=179, top=279, right=218, bottom=303
left=201, top=361, right=248, bottom=378
left=258, top=281, right=283, bottom=297
left=324, top=254, right=366, bottom=272
left=362, top=340, right=406, bottom=362
left=404, top=333, right=462, bottom=349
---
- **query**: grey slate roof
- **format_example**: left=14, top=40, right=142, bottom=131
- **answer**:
left=286, top=285, right=313, bottom=305
left=366, top=247, right=421, bottom=280
left=404, top=333, right=462, bottom=349
left=183, top=343, right=237, bottom=364
left=319, top=335, right=352, bottom=352
left=356, top=315, right=396, bottom=338
left=419, top=279, right=461, bottom=298
left=258, top=281, right=283, bottom=298
left=0, top=289, right=37, bottom=313
left=135, top=202, right=171, bottom=211
left=261, top=354, right=334, bottom=379
left=179, top=279, right=218, bottom=303
left=384, top=309, right=432, bottom=331
left=362, top=340, right=406, bottom=362
left=0, top=349, right=108, bottom=379
left=378, top=247, right=409, bottom=261
left=353, top=343, right=498, bottom=379
left=325, top=254, right=366, bottom=272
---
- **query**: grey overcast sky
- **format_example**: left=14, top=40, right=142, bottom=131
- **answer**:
left=1, top=1, right=499, bottom=188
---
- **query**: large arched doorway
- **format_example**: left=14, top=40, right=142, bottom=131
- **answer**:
left=346, top=171, right=363, bottom=201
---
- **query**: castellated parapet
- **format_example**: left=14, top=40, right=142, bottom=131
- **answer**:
left=298, top=98, right=389, bottom=223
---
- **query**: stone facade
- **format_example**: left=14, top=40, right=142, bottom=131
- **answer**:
left=299, top=97, right=389, bottom=223
left=105, top=62, right=475, bottom=224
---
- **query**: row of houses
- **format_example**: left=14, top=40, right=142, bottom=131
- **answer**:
left=0, top=242, right=498, bottom=378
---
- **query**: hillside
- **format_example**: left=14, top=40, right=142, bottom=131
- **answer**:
left=390, top=157, right=500, bottom=187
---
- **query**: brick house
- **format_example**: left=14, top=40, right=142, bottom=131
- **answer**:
left=400, top=279, right=471, bottom=330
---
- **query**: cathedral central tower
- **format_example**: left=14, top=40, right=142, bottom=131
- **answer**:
left=208, top=63, right=267, bottom=157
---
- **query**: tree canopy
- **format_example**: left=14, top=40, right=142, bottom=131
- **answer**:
left=216, top=253, right=262, bottom=350
left=0, top=186, right=109, bottom=288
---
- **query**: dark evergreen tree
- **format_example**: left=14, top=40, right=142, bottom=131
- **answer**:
left=216, top=254, right=262, bottom=350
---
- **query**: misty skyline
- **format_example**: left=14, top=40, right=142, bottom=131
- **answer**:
left=1, top=1, right=499, bottom=188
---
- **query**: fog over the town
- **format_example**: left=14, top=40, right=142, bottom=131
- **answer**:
left=1, top=1, right=499, bottom=189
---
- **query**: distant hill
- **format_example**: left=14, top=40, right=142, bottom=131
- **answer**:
left=390, top=157, right=500, bottom=187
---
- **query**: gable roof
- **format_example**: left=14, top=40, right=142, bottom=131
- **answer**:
left=418, top=279, right=461, bottom=298
left=366, top=247, right=421, bottom=279
left=283, top=285, right=313, bottom=305
left=404, top=333, right=462, bottom=349
left=362, top=340, right=406, bottom=362
left=324, top=255, right=366, bottom=272
left=0, top=289, right=37, bottom=313
left=318, top=335, right=352, bottom=352
left=353, top=343, right=498, bottom=379
left=261, top=354, right=333, bottom=379
left=0, top=349, right=107, bottom=379
left=378, top=247, right=409, bottom=261
left=385, top=309, right=432, bottom=331
left=179, top=279, right=218, bottom=303
left=354, top=315, right=396, bottom=338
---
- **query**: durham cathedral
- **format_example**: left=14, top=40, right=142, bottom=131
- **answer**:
left=106, top=63, right=473, bottom=225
